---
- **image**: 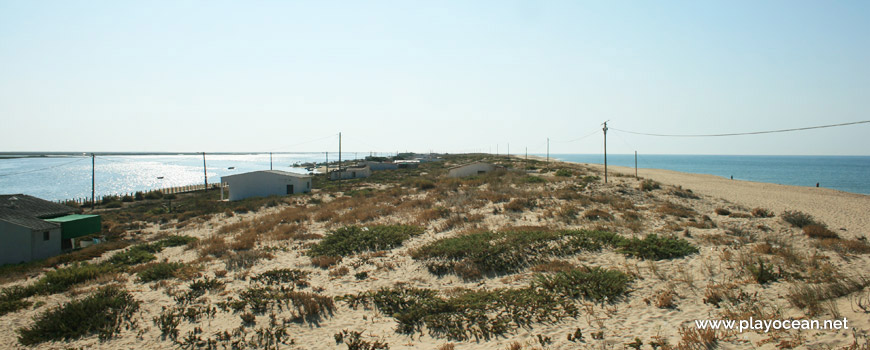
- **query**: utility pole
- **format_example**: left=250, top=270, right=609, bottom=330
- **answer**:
left=525, top=147, right=527, bottom=160
left=546, top=138, right=550, bottom=168
left=338, top=132, right=342, bottom=187
left=270, top=152, right=273, bottom=170
left=325, top=151, right=329, bottom=175
left=602, top=121, right=609, bottom=183
left=507, top=143, right=510, bottom=157
left=202, top=152, right=208, bottom=189
left=635, top=151, right=638, bottom=179
left=91, top=153, right=95, bottom=210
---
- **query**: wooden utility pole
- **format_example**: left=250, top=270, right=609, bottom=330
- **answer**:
left=270, top=152, right=273, bottom=170
left=525, top=147, right=527, bottom=160
left=602, top=121, right=609, bottom=183
left=91, top=153, right=95, bottom=210
left=635, top=151, right=638, bottom=179
left=338, top=132, right=342, bottom=187
left=202, top=152, right=208, bottom=189
left=325, top=151, right=329, bottom=175
left=546, top=138, right=549, bottom=169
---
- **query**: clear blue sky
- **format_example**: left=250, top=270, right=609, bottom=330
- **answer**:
left=1, top=1, right=868, bottom=155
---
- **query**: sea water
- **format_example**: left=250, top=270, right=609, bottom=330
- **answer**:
left=552, top=154, right=870, bottom=195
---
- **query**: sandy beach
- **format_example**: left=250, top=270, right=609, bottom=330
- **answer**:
left=1, top=155, right=868, bottom=350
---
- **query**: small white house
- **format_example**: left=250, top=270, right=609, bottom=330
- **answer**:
left=221, top=170, right=311, bottom=201
left=447, top=162, right=497, bottom=178
left=329, top=165, right=372, bottom=180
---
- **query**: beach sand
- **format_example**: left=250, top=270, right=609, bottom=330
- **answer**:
left=1, top=157, right=868, bottom=349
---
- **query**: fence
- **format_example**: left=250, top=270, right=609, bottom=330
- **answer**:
left=54, top=183, right=225, bottom=206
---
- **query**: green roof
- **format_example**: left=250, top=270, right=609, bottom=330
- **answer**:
left=45, top=214, right=100, bottom=223
left=45, top=214, right=101, bottom=240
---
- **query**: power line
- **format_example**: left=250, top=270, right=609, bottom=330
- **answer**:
left=0, top=157, right=88, bottom=178
left=610, top=120, right=870, bottom=137
left=551, top=129, right=600, bottom=143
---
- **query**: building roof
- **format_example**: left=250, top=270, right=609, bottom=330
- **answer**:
left=0, top=194, right=76, bottom=220
left=447, top=161, right=494, bottom=170
left=221, top=170, right=311, bottom=181
left=0, top=216, right=60, bottom=231
left=44, top=214, right=100, bottom=223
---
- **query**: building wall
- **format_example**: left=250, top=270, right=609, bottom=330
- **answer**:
left=30, top=227, right=61, bottom=261
left=223, top=172, right=311, bottom=201
left=448, top=163, right=496, bottom=178
left=329, top=167, right=372, bottom=180
left=361, top=161, right=398, bottom=171
left=0, top=221, right=32, bottom=265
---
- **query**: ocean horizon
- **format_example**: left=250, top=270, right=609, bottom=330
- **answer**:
left=1, top=153, right=868, bottom=201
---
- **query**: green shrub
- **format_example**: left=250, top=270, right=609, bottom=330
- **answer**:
left=121, top=195, right=134, bottom=203
left=108, top=247, right=156, bottom=266
left=134, top=191, right=145, bottom=201
left=618, top=234, right=698, bottom=260
left=17, top=286, right=139, bottom=345
left=157, top=235, right=198, bottom=248
left=0, top=298, right=32, bottom=317
left=137, top=262, right=185, bottom=283
left=31, top=263, right=115, bottom=295
left=522, top=176, right=546, bottom=184
left=639, top=179, right=660, bottom=191
left=746, top=259, right=778, bottom=284
left=308, top=225, right=424, bottom=258
left=533, top=267, right=632, bottom=302
left=344, top=267, right=631, bottom=341
left=554, top=169, right=573, bottom=177
left=412, top=229, right=624, bottom=278
left=251, top=268, right=310, bottom=288
left=144, top=190, right=164, bottom=200
left=781, top=210, right=819, bottom=228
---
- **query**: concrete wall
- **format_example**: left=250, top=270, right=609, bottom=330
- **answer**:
left=329, top=166, right=372, bottom=180
left=361, top=161, right=398, bottom=171
left=223, top=172, right=311, bottom=201
left=447, top=163, right=496, bottom=178
left=0, top=221, right=61, bottom=265
left=30, top=227, right=61, bottom=261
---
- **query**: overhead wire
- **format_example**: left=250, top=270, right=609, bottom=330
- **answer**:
left=0, top=157, right=89, bottom=178
left=610, top=120, right=870, bottom=137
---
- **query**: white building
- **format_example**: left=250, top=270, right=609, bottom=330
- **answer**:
left=0, top=194, right=73, bottom=265
left=220, top=170, right=312, bottom=201
left=329, top=165, right=372, bottom=180
left=360, top=161, right=398, bottom=171
left=447, top=162, right=498, bottom=178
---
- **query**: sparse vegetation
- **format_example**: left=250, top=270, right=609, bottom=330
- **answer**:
left=308, top=225, right=424, bottom=259
left=17, top=286, right=139, bottom=345
left=618, top=234, right=698, bottom=260
left=781, top=210, right=820, bottom=228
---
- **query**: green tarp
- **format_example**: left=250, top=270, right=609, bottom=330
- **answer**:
left=45, top=214, right=101, bottom=240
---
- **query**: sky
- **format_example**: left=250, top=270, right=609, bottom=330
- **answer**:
left=1, top=1, right=868, bottom=155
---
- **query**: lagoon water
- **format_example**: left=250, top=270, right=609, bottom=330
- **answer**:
left=1, top=153, right=868, bottom=201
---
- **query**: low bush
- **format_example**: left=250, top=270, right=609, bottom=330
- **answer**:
left=144, top=190, right=164, bottom=200
left=618, top=234, right=698, bottom=260
left=412, top=229, right=624, bottom=279
left=17, top=286, right=139, bottom=345
left=554, top=169, right=573, bottom=177
left=232, top=286, right=335, bottom=323
left=522, top=176, right=546, bottom=184
left=656, top=202, right=695, bottom=218
left=714, top=208, right=731, bottom=216
left=751, top=207, right=774, bottom=218
left=746, top=259, right=778, bottom=284
left=583, top=209, right=613, bottom=221
left=251, top=268, right=310, bottom=288
left=781, top=210, right=819, bottom=228
left=308, top=225, right=424, bottom=258
left=137, top=262, right=185, bottom=283
left=504, top=198, right=534, bottom=212
left=803, top=224, right=839, bottom=239
left=639, top=179, right=660, bottom=191
left=31, top=263, right=115, bottom=295
left=344, top=267, right=631, bottom=341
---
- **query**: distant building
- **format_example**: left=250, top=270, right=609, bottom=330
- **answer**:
left=394, top=160, right=420, bottom=169
left=329, top=165, right=372, bottom=180
left=447, top=162, right=498, bottom=178
left=360, top=161, right=398, bottom=171
left=221, top=170, right=312, bottom=201
left=1, top=194, right=101, bottom=265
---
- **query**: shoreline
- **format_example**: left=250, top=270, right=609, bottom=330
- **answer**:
left=586, top=163, right=870, bottom=237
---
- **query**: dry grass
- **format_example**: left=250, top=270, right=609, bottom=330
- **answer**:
left=656, top=202, right=695, bottom=218
left=311, top=256, right=342, bottom=269
left=803, top=224, right=839, bottom=239
left=584, top=208, right=613, bottom=221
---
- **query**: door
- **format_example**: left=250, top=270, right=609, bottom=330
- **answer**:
left=286, top=185, right=294, bottom=194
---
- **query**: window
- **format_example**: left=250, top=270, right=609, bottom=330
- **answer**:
left=286, top=185, right=294, bottom=194
left=43, top=231, right=50, bottom=241
left=307, top=181, right=310, bottom=189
